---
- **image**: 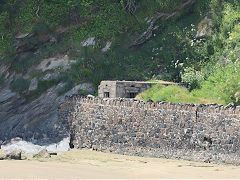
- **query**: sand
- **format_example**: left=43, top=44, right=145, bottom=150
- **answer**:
left=0, top=149, right=239, bottom=179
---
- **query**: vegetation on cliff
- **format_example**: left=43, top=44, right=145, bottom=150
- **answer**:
left=0, top=0, right=239, bottom=105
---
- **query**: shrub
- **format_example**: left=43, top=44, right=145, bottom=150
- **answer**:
left=57, top=80, right=73, bottom=96
left=10, top=77, right=30, bottom=94
left=37, top=79, right=59, bottom=93
left=32, top=23, right=50, bottom=35
left=192, top=61, right=240, bottom=106
left=181, top=67, right=204, bottom=91
left=78, top=89, right=89, bottom=96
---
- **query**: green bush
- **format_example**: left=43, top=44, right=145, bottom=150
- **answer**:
left=10, top=77, right=30, bottom=94
left=32, top=23, right=50, bottom=34
left=192, top=61, right=240, bottom=105
left=78, top=89, right=89, bottom=96
left=181, top=67, right=204, bottom=90
left=37, top=79, right=59, bottom=93
left=57, top=81, right=73, bottom=96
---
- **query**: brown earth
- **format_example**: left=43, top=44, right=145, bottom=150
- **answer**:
left=0, top=149, right=240, bottom=179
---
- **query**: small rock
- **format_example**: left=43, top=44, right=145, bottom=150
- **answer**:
left=203, top=158, right=212, bottom=163
left=226, top=102, right=234, bottom=108
left=5, top=150, right=22, bottom=160
left=101, top=41, right=112, bottom=52
left=15, top=32, right=33, bottom=39
left=92, top=145, right=98, bottom=151
left=20, top=153, right=28, bottom=160
left=11, top=137, right=22, bottom=142
left=147, top=99, right=153, bottom=103
left=87, top=94, right=94, bottom=99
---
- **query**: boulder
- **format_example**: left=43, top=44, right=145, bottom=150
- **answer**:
left=2, top=137, right=70, bottom=156
left=0, top=154, right=5, bottom=160
left=5, top=150, right=22, bottom=160
left=2, top=139, right=43, bottom=155
left=45, top=137, right=70, bottom=152
left=34, top=148, right=50, bottom=158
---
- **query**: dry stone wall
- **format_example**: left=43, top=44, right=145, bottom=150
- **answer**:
left=59, top=95, right=240, bottom=165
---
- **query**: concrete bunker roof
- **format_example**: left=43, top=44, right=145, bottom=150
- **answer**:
left=101, top=80, right=178, bottom=85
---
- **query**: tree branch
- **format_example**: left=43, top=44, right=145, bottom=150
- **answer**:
left=36, top=5, right=40, bottom=18
left=131, top=0, right=196, bottom=47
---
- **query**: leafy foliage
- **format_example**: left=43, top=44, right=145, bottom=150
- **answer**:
left=10, top=77, right=30, bottom=94
left=181, top=67, right=204, bottom=90
left=192, top=61, right=240, bottom=105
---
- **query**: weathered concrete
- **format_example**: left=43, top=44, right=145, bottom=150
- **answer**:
left=59, top=95, right=240, bottom=165
left=98, top=80, right=177, bottom=98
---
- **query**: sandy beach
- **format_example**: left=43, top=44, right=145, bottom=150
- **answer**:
left=0, top=149, right=239, bottom=179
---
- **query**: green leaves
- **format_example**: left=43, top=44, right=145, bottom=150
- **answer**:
left=181, top=67, right=204, bottom=90
left=0, top=11, right=13, bottom=57
left=10, top=77, right=30, bottom=94
left=192, top=61, right=240, bottom=105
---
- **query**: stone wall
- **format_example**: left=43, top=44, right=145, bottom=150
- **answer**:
left=59, top=95, right=240, bottom=165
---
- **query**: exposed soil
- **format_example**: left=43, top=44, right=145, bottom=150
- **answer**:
left=0, top=149, right=239, bottom=179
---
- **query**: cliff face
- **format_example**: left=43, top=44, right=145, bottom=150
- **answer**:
left=0, top=61, right=94, bottom=144
left=0, top=84, right=66, bottom=144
